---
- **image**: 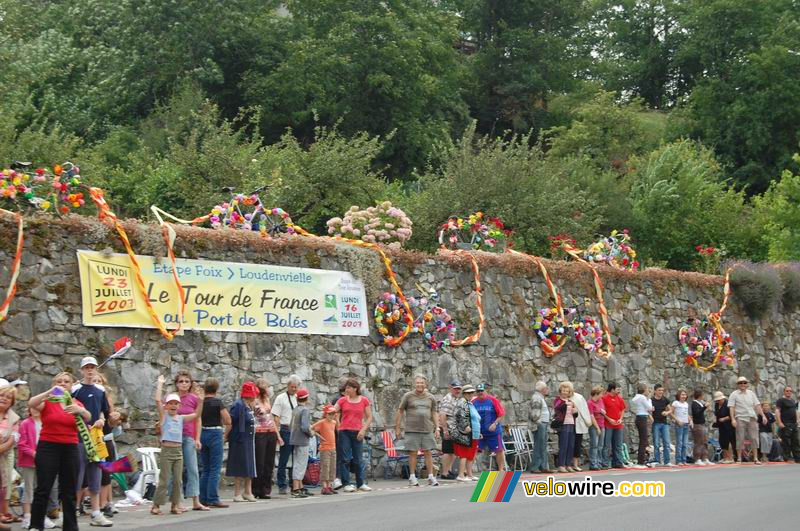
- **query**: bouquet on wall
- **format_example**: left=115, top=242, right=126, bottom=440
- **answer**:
left=438, top=212, right=513, bottom=252
left=327, top=201, right=413, bottom=248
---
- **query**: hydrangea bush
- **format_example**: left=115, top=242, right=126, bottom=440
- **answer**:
left=326, top=201, right=413, bottom=248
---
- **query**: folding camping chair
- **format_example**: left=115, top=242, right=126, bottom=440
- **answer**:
left=381, top=430, right=409, bottom=479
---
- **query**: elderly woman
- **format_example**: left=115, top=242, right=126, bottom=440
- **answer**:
left=0, top=383, right=20, bottom=526
left=452, top=385, right=481, bottom=481
left=227, top=382, right=258, bottom=502
left=173, top=370, right=207, bottom=511
left=553, top=381, right=578, bottom=473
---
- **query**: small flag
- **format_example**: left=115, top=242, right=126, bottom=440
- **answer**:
left=99, top=337, right=132, bottom=368
left=98, top=456, right=133, bottom=474
left=469, top=471, right=521, bottom=502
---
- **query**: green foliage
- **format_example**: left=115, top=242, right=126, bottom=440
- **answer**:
left=776, top=264, right=800, bottom=312
left=727, top=261, right=783, bottom=319
left=753, top=160, right=800, bottom=261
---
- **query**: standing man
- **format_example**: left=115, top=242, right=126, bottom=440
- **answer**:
left=395, top=375, right=440, bottom=487
left=775, top=386, right=800, bottom=463
left=437, top=379, right=462, bottom=480
left=272, top=374, right=301, bottom=495
left=601, top=382, right=626, bottom=469
left=728, top=376, right=766, bottom=464
left=473, top=384, right=506, bottom=472
left=528, top=381, right=551, bottom=473
left=71, top=357, right=112, bottom=527
left=651, top=384, right=673, bottom=466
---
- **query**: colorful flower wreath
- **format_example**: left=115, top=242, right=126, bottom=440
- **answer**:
left=679, top=318, right=736, bottom=371
left=438, top=212, right=513, bottom=252
left=374, top=292, right=413, bottom=346
left=209, top=193, right=294, bottom=237
left=583, top=229, right=639, bottom=270
left=1, top=162, right=85, bottom=214
left=570, top=314, right=604, bottom=354
left=407, top=291, right=456, bottom=350
left=533, top=307, right=569, bottom=351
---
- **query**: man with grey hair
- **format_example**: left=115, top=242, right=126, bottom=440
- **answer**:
left=396, top=374, right=440, bottom=486
left=273, top=374, right=302, bottom=494
left=528, top=381, right=552, bottom=473
left=438, top=378, right=462, bottom=479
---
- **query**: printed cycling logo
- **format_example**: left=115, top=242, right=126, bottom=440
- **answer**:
left=323, top=315, right=339, bottom=327
left=324, top=294, right=337, bottom=309
left=470, top=471, right=522, bottom=502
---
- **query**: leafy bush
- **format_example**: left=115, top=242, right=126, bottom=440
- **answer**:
left=753, top=158, right=800, bottom=261
left=726, top=261, right=783, bottom=319
left=776, top=263, right=800, bottom=312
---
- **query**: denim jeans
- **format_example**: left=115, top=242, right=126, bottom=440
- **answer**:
left=675, top=424, right=689, bottom=464
left=557, top=424, right=576, bottom=467
left=338, top=430, right=364, bottom=488
left=652, top=423, right=671, bottom=464
left=198, top=429, right=224, bottom=504
left=588, top=426, right=603, bottom=468
left=530, top=422, right=550, bottom=471
left=603, top=427, right=623, bottom=467
left=276, top=426, right=293, bottom=490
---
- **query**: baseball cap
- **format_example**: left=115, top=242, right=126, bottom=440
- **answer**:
left=164, top=393, right=181, bottom=404
left=0, top=378, right=9, bottom=388
left=80, top=356, right=99, bottom=368
left=476, top=383, right=486, bottom=391
left=241, top=381, right=259, bottom=398
left=296, top=388, right=309, bottom=400
left=449, top=379, right=462, bottom=388
left=323, top=405, right=336, bottom=414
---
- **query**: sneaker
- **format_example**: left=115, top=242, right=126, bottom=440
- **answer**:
left=301, top=489, right=314, bottom=497
left=343, top=485, right=356, bottom=493
left=456, top=476, right=469, bottom=482
left=332, top=478, right=343, bottom=490
left=427, top=476, right=439, bottom=487
left=102, top=505, right=114, bottom=518
left=90, top=514, right=113, bottom=527
left=358, top=485, right=372, bottom=492
left=557, top=466, right=568, bottom=473
left=696, top=460, right=706, bottom=466
left=43, top=517, right=57, bottom=529
left=290, top=490, right=308, bottom=499
left=321, top=488, right=333, bottom=495
left=408, top=476, right=420, bottom=487
left=21, top=516, right=30, bottom=529
left=630, top=464, right=647, bottom=469
left=233, top=495, right=245, bottom=503
left=469, top=476, right=480, bottom=481
left=667, top=463, right=678, bottom=467
left=572, top=466, right=582, bottom=472
left=278, top=488, right=289, bottom=495
left=50, top=514, right=63, bottom=528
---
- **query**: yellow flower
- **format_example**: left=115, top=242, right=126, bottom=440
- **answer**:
left=41, top=200, right=51, bottom=210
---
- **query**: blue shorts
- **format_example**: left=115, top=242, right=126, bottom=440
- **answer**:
left=478, top=434, right=502, bottom=452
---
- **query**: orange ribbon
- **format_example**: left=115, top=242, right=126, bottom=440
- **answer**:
left=560, top=245, right=614, bottom=358
left=438, top=249, right=485, bottom=347
left=0, top=209, right=24, bottom=322
left=691, top=268, right=734, bottom=372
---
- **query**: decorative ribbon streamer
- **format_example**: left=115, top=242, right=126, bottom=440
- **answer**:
left=290, top=224, right=415, bottom=347
left=87, top=188, right=184, bottom=340
left=560, top=244, right=614, bottom=358
left=440, top=249, right=484, bottom=347
left=0, top=209, right=23, bottom=322
left=690, top=268, right=734, bottom=372
left=48, top=391, right=99, bottom=462
left=508, top=250, right=567, bottom=357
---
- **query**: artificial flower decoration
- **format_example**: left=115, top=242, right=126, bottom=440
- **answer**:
left=209, top=192, right=294, bottom=237
left=374, top=292, right=413, bottom=346
left=438, top=211, right=513, bottom=252
left=569, top=313, right=604, bottom=354
left=408, top=290, right=456, bottom=351
left=533, top=307, right=570, bottom=352
left=583, top=229, right=639, bottom=270
left=678, top=317, right=736, bottom=371
left=1, top=162, right=84, bottom=214
left=326, top=201, right=413, bottom=248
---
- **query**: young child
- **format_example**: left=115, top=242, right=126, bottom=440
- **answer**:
left=758, top=401, right=776, bottom=461
left=289, top=388, right=312, bottom=499
left=151, top=375, right=200, bottom=516
left=311, top=405, right=338, bottom=495
left=18, top=406, right=57, bottom=530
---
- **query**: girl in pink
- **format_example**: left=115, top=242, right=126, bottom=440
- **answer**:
left=587, top=386, right=606, bottom=470
left=335, top=378, right=373, bottom=493
left=17, top=405, right=54, bottom=529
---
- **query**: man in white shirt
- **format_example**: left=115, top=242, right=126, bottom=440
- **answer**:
left=437, top=379, right=462, bottom=479
left=728, top=376, right=766, bottom=464
left=272, top=374, right=301, bottom=494
left=528, top=381, right=552, bottom=473
left=630, top=383, right=654, bottom=468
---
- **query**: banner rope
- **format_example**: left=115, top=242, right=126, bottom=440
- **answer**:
left=0, top=209, right=24, bottom=322
left=691, top=268, right=734, bottom=372
left=438, top=249, right=484, bottom=346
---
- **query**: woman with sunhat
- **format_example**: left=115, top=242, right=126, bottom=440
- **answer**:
left=227, top=381, right=258, bottom=502
left=713, top=390, right=735, bottom=463
left=453, top=385, right=481, bottom=481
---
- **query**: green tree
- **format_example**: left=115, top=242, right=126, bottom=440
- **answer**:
left=753, top=156, right=800, bottom=261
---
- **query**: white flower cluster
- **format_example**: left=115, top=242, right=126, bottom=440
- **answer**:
left=326, top=201, right=413, bottom=248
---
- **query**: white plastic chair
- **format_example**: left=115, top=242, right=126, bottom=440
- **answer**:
left=132, top=447, right=161, bottom=497
left=509, top=426, right=534, bottom=470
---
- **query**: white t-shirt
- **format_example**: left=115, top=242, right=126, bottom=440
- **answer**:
left=271, top=392, right=297, bottom=427
left=671, top=401, right=689, bottom=423
left=631, top=394, right=653, bottom=416
left=728, top=389, right=760, bottom=420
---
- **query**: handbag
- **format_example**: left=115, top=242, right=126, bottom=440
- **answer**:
left=550, top=418, right=563, bottom=430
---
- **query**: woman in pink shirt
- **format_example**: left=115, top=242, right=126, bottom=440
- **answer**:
left=587, top=386, right=606, bottom=470
left=553, top=381, right=577, bottom=473
left=335, top=378, right=373, bottom=493
left=174, top=370, right=206, bottom=511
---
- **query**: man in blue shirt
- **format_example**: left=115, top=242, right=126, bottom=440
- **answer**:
left=472, top=384, right=506, bottom=472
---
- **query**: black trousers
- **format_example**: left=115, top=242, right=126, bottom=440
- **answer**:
left=636, top=416, right=649, bottom=465
left=780, top=424, right=800, bottom=462
left=31, top=441, right=79, bottom=531
left=253, top=431, right=278, bottom=497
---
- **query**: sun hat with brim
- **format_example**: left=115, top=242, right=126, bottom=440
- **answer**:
left=241, top=381, right=259, bottom=398
left=736, top=376, right=748, bottom=384
left=164, top=393, right=181, bottom=404
left=713, top=391, right=726, bottom=401
left=462, top=385, right=476, bottom=394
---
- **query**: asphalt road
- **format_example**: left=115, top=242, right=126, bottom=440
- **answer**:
left=106, top=463, right=799, bottom=530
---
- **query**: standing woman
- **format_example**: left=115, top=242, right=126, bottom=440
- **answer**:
left=554, top=382, right=577, bottom=473
left=0, top=384, right=20, bottom=526
left=452, top=385, right=480, bottom=482
left=173, top=370, right=207, bottom=511
left=713, top=391, right=735, bottom=463
left=28, top=372, right=92, bottom=531
left=670, top=389, right=691, bottom=466
left=198, top=378, right=231, bottom=508
left=252, top=378, right=282, bottom=499
left=227, top=382, right=258, bottom=502
left=335, top=378, right=373, bottom=493
left=691, top=390, right=712, bottom=465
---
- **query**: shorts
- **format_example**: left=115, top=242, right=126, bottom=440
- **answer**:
left=22, top=467, right=36, bottom=504
left=76, top=443, right=102, bottom=494
left=292, top=445, right=309, bottom=481
left=477, top=434, right=502, bottom=453
left=402, top=432, right=437, bottom=452
left=100, top=440, right=117, bottom=487
left=320, top=450, right=337, bottom=483
left=441, top=438, right=454, bottom=454
left=735, top=418, right=759, bottom=449
left=453, top=440, right=478, bottom=460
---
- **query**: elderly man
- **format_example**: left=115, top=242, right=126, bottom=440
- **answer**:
left=728, top=376, right=767, bottom=464
left=438, top=379, right=462, bottom=479
left=396, top=374, right=440, bottom=487
left=272, top=374, right=301, bottom=494
left=775, top=386, right=800, bottom=463
left=528, top=381, right=552, bottom=473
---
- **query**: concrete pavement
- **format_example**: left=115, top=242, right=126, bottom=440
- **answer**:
left=97, top=462, right=800, bottom=530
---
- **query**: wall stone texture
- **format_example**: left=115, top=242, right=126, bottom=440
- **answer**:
left=2, top=216, right=799, bottom=456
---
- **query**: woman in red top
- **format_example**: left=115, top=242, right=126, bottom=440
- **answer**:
left=27, top=372, right=91, bottom=531
left=334, top=378, right=373, bottom=493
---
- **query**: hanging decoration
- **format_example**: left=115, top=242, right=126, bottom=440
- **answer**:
left=680, top=269, right=736, bottom=371
left=210, top=193, right=294, bottom=237
left=567, top=299, right=604, bottom=354
left=440, top=249, right=484, bottom=346
left=408, top=289, right=456, bottom=351
left=583, top=229, right=639, bottom=270
left=0, top=210, right=23, bottom=322
left=438, top=212, right=512, bottom=253
left=374, top=292, right=413, bottom=346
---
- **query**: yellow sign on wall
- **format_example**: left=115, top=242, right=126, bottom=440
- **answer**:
left=77, top=251, right=369, bottom=336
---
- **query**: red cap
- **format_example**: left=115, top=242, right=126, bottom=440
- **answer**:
left=241, top=381, right=259, bottom=398
left=323, top=405, right=336, bottom=414
left=296, top=388, right=309, bottom=400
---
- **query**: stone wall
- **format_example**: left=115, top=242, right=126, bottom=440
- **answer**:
left=2, top=215, right=799, bottom=454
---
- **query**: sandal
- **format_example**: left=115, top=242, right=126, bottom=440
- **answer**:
left=1, top=514, right=21, bottom=524
left=171, top=506, right=188, bottom=514
left=150, top=508, right=163, bottom=516
left=192, top=505, right=211, bottom=511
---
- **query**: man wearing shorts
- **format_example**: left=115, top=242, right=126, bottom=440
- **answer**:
left=438, top=379, right=461, bottom=479
left=472, top=384, right=506, bottom=471
left=395, top=374, right=440, bottom=487
left=728, top=376, right=766, bottom=464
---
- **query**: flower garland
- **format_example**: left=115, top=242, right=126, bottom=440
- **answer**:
left=0, top=209, right=23, bottom=322
left=533, top=307, right=570, bottom=352
left=438, top=212, right=512, bottom=253
left=570, top=313, right=604, bottom=354
left=210, top=193, right=294, bottom=237
left=374, top=292, right=413, bottom=346
left=1, top=162, right=85, bottom=214
left=679, top=318, right=736, bottom=371
left=408, top=291, right=456, bottom=351
left=584, top=229, right=639, bottom=270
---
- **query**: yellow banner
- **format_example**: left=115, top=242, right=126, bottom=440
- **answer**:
left=77, top=251, right=369, bottom=336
